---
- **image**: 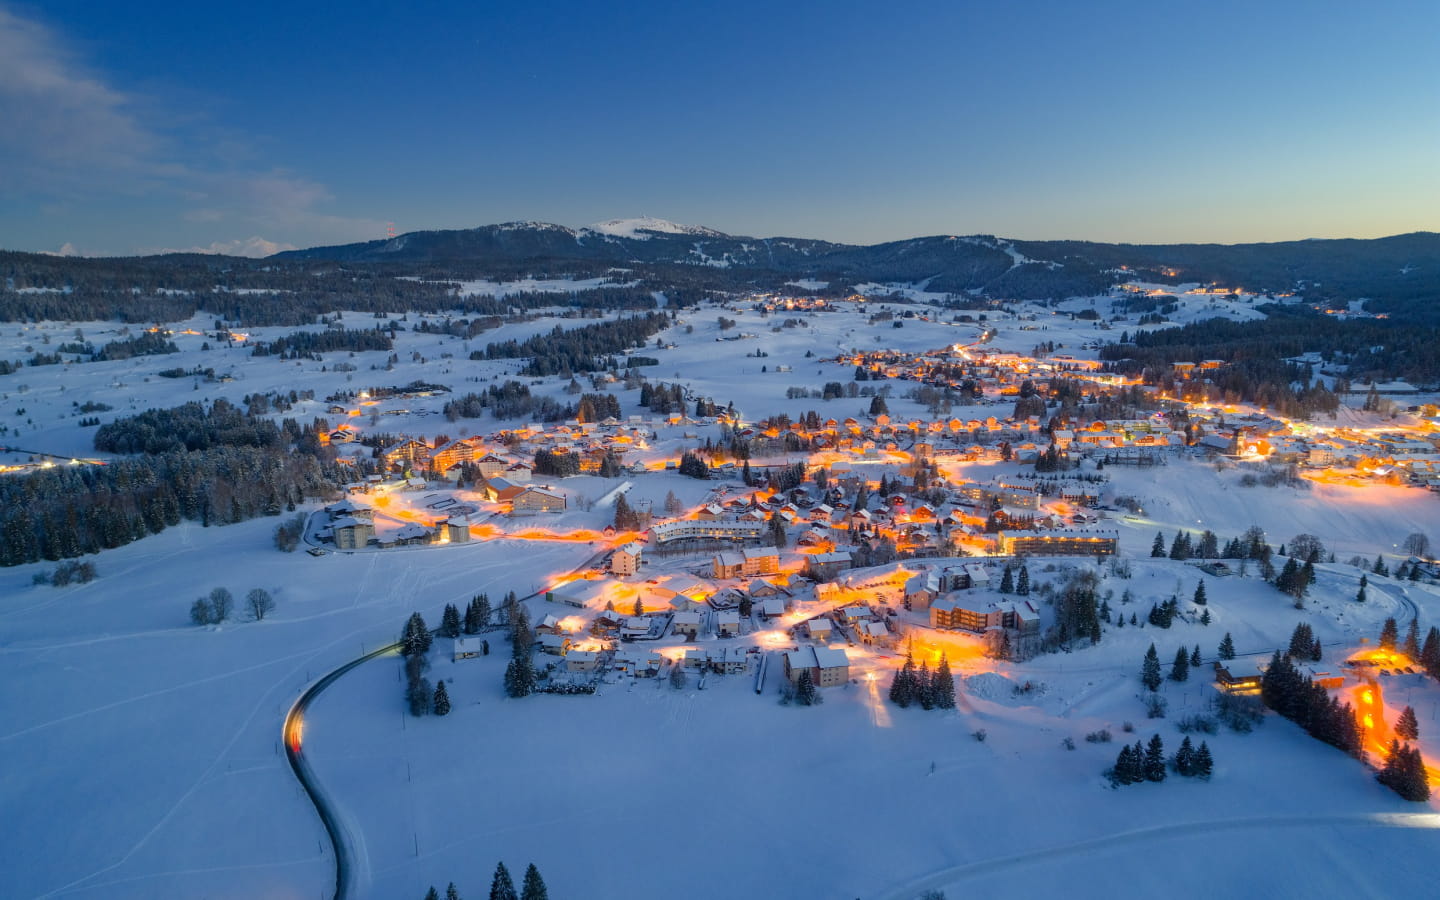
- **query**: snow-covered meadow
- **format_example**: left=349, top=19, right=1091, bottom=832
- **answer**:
left=3, top=287, right=1440, bottom=900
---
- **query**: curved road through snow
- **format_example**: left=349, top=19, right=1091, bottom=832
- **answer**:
left=284, top=639, right=402, bottom=900
left=282, top=547, right=609, bottom=899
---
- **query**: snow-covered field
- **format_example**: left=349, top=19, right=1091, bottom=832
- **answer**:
left=4, top=285, right=1440, bottom=899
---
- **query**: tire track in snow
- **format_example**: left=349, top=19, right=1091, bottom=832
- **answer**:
left=875, top=812, right=1440, bottom=900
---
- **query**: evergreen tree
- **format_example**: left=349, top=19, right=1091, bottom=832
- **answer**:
left=1421, top=626, right=1440, bottom=678
left=1356, top=574, right=1368, bottom=603
left=890, top=654, right=916, bottom=708
left=1143, top=734, right=1167, bottom=782
left=1151, top=532, right=1166, bottom=557
left=1396, top=706, right=1420, bottom=741
left=1171, top=646, right=1190, bottom=682
left=1142, top=644, right=1162, bottom=691
left=489, top=861, right=519, bottom=900
left=1169, top=531, right=1190, bottom=560
left=441, top=603, right=461, bottom=638
left=999, top=566, right=1014, bottom=594
left=1403, top=619, right=1421, bottom=660
left=425, top=888, right=440, bottom=900
left=504, top=657, right=534, bottom=698
left=1193, top=741, right=1214, bottom=779
left=933, top=655, right=956, bottom=709
left=1219, top=632, right=1236, bottom=660
left=402, top=612, right=431, bottom=657
left=1288, top=623, right=1315, bottom=658
left=1380, top=617, right=1399, bottom=652
left=769, top=515, right=787, bottom=549
left=1311, top=637, right=1323, bottom=662
left=1373, top=555, right=1389, bottom=576
left=1111, top=743, right=1141, bottom=785
left=917, top=660, right=935, bottom=710
left=796, top=669, right=818, bottom=706
left=1276, top=558, right=1303, bottom=600
left=447, top=884, right=461, bottom=900
left=1199, top=608, right=1212, bottom=626
left=1016, top=565, right=1031, bottom=595
left=1193, top=581, right=1207, bottom=606
left=1378, top=741, right=1431, bottom=802
left=433, top=680, right=451, bottom=716
left=1191, top=644, right=1202, bottom=667
left=1172, top=735, right=1196, bottom=776
left=520, top=864, right=549, bottom=900
left=406, top=676, right=433, bottom=716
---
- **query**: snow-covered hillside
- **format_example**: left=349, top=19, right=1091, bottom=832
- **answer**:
left=584, top=217, right=726, bottom=241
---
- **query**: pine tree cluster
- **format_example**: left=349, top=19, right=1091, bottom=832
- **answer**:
left=1377, top=741, right=1431, bottom=802
left=464, top=594, right=492, bottom=635
left=422, top=861, right=549, bottom=900
left=889, top=653, right=957, bottom=710
left=1260, top=651, right=1363, bottom=758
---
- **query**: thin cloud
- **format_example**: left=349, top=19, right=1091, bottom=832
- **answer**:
left=0, top=5, right=380, bottom=251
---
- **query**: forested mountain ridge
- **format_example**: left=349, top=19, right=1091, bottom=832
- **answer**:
left=5, top=227, right=1438, bottom=320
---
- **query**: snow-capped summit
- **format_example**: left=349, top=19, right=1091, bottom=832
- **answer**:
left=584, top=216, right=726, bottom=241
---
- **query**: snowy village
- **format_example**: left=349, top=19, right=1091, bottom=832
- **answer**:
left=5, top=6, right=1440, bottom=896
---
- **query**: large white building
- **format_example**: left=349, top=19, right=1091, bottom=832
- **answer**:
left=649, top=518, right=767, bottom=545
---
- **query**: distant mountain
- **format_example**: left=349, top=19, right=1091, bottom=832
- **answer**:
left=271, top=223, right=1440, bottom=312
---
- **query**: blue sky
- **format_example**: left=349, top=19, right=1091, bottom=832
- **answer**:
left=2, top=0, right=1436, bottom=256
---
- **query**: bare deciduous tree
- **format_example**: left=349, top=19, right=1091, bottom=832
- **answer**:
left=246, top=588, right=276, bottom=621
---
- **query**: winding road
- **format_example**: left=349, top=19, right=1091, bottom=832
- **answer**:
left=283, top=639, right=402, bottom=900
left=281, top=545, right=610, bottom=899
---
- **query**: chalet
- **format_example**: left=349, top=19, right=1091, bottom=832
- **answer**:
left=475, top=453, right=511, bottom=479
left=715, top=610, right=742, bottom=637
left=858, top=620, right=895, bottom=647
left=511, top=486, right=566, bottom=516
left=453, top=637, right=483, bottom=661
left=1213, top=659, right=1264, bottom=695
left=538, top=633, right=572, bottom=655
left=804, top=618, right=833, bottom=642
left=683, top=648, right=709, bottom=670
left=612, top=542, right=644, bottom=576
left=481, top=477, right=525, bottom=503
left=613, top=649, right=662, bottom=677
left=710, top=646, right=749, bottom=675
left=759, top=597, right=787, bottom=619
left=668, top=578, right=714, bottom=605
left=783, top=646, right=850, bottom=687
left=324, top=497, right=373, bottom=521
left=672, top=611, right=702, bottom=637
left=379, top=522, right=435, bottom=548
left=620, top=616, right=656, bottom=641
left=566, top=650, right=600, bottom=673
